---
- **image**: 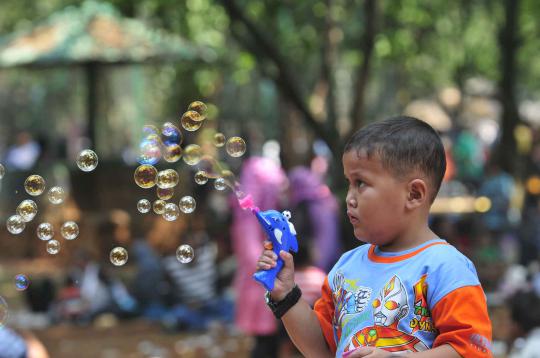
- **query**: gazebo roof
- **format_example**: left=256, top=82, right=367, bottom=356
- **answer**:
left=0, top=1, right=212, bottom=67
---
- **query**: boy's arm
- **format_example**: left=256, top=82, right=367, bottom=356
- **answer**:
left=345, top=344, right=459, bottom=357
left=258, top=249, right=333, bottom=358
left=281, top=297, right=334, bottom=358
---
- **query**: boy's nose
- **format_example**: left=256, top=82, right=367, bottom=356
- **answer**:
left=346, top=196, right=358, bottom=208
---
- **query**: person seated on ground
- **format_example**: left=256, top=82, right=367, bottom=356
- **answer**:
left=158, top=216, right=234, bottom=331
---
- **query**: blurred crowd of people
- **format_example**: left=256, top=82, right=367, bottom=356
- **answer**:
left=4, top=121, right=540, bottom=358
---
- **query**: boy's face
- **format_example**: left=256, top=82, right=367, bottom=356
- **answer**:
left=343, top=150, right=409, bottom=246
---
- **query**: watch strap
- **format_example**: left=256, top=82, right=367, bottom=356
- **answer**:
left=266, top=285, right=302, bottom=319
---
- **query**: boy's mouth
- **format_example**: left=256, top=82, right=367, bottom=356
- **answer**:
left=347, top=211, right=359, bottom=224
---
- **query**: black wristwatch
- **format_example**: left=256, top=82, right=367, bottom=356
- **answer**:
left=265, top=285, right=302, bottom=319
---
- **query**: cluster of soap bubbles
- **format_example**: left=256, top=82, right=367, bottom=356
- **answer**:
left=4, top=150, right=94, bottom=260
left=132, top=100, right=250, bottom=266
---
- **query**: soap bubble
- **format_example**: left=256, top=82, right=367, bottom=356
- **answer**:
left=142, top=125, right=159, bottom=136
left=183, top=144, right=202, bottom=165
left=194, top=171, right=208, bottom=185
left=153, top=200, right=166, bottom=214
left=156, top=169, right=179, bottom=189
left=225, top=137, right=246, bottom=157
left=134, top=165, right=158, bottom=188
left=48, top=186, right=66, bottom=205
left=137, top=199, right=151, bottom=213
left=110, top=247, right=128, bottom=266
left=161, top=122, right=183, bottom=146
left=163, top=203, right=180, bottom=221
left=138, top=135, right=162, bottom=165
left=16, top=200, right=38, bottom=222
left=197, top=155, right=222, bottom=179
left=213, top=133, right=226, bottom=147
left=61, top=221, right=79, bottom=240
left=157, top=187, right=174, bottom=200
left=14, top=274, right=29, bottom=291
left=181, top=111, right=203, bottom=131
left=176, top=244, right=195, bottom=264
left=221, top=170, right=237, bottom=190
left=163, top=144, right=183, bottom=163
left=24, top=175, right=46, bottom=196
left=6, top=215, right=25, bottom=234
left=37, top=223, right=54, bottom=241
left=188, top=101, right=208, bottom=118
left=179, top=196, right=196, bottom=214
left=46, top=240, right=60, bottom=255
left=0, top=296, right=8, bottom=326
left=76, top=149, right=99, bottom=172
left=0, top=164, right=5, bottom=179
left=214, top=178, right=227, bottom=191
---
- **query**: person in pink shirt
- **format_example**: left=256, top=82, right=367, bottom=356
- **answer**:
left=231, top=156, right=288, bottom=357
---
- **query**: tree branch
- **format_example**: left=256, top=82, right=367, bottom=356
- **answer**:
left=219, top=0, right=340, bottom=151
left=351, top=0, right=376, bottom=133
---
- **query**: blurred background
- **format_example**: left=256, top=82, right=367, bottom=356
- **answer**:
left=0, top=0, right=539, bottom=357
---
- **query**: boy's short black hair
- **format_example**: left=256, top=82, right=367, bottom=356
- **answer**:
left=344, top=116, right=446, bottom=201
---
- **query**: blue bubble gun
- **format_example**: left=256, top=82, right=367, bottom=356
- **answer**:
left=252, top=209, right=298, bottom=291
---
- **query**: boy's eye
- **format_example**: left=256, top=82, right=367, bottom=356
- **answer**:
left=355, top=180, right=365, bottom=188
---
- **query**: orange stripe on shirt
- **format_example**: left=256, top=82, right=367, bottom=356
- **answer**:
left=368, top=242, right=448, bottom=263
left=431, top=285, right=493, bottom=357
left=313, top=276, right=337, bottom=354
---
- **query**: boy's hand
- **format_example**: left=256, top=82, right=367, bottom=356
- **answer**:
left=343, top=347, right=397, bottom=358
left=256, top=240, right=295, bottom=301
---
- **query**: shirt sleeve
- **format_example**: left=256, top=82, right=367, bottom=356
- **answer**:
left=431, top=285, right=492, bottom=357
left=313, top=276, right=337, bottom=354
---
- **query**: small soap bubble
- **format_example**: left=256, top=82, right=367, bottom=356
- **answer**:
left=0, top=296, right=8, bottom=326
left=48, top=186, right=66, bottom=205
left=16, top=200, right=38, bottom=222
left=183, top=144, right=202, bottom=165
left=0, top=163, right=5, bottom=179
left=60, top=221, right=79, bottom=240
left=161, top=122, right=183, bottom=146
left=163, top=144, right=183, bottom=163
left=194, top=171, right=208, bottom=185
left=138, top=136, right=162, bottom=165
left=76, top=149, right=99, bottom=172
left=134, top=165, right=158, bottom=189
left=197, top=155, right=222, bottom=179
left=179, top=196, right=196, bottom=214
left=142, top=125, right=159, bottom=136
left=157, top=187, right=174, bottom=200
left=181, top=111, right=203, bottom=131
left=214, top=178, right=227, bottom=191
left=153, top=200, right=166, bottom=214
left=176, top=244, right=195, bottom=264
left=14, top=274, right=29, bottom=291
left=163, top=203, right=180, bottom=221
left=213, top=133, right=226, bottom=147
left=225, top=137, right=246, bottom=157
left=156, top=169, right=179, bottom=189
left=188, top=101, right=208, bottom=118
left=6, top=215, right=25, bottom=234
left=46, top=239, right=60, bottom=255
left=221, top=170, right=237, bottom=189
left=37, top=223, right=54, bottom=241
left=137, top=199, right=151, bottom=213
left=110, top=247, right=128, bottom=266
left=24, top=175, right=46, bottom=196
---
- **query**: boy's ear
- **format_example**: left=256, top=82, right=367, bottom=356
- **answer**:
left=405, top=179, right=428, bottom=209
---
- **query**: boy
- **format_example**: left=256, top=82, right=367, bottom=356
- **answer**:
left=257, top=116, right=492, bottom=357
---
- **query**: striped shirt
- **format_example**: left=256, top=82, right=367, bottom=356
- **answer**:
left=162, top=242, right=218, bottom=306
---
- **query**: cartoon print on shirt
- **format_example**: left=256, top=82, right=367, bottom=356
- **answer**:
left=333, top=271, right=372, bottom=342
left=345, top=275, right=429, bottom=353
left=410, top=274, right=437, bottom=334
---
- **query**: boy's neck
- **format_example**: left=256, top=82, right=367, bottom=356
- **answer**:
left=377, top=223, right=437, bottom=253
